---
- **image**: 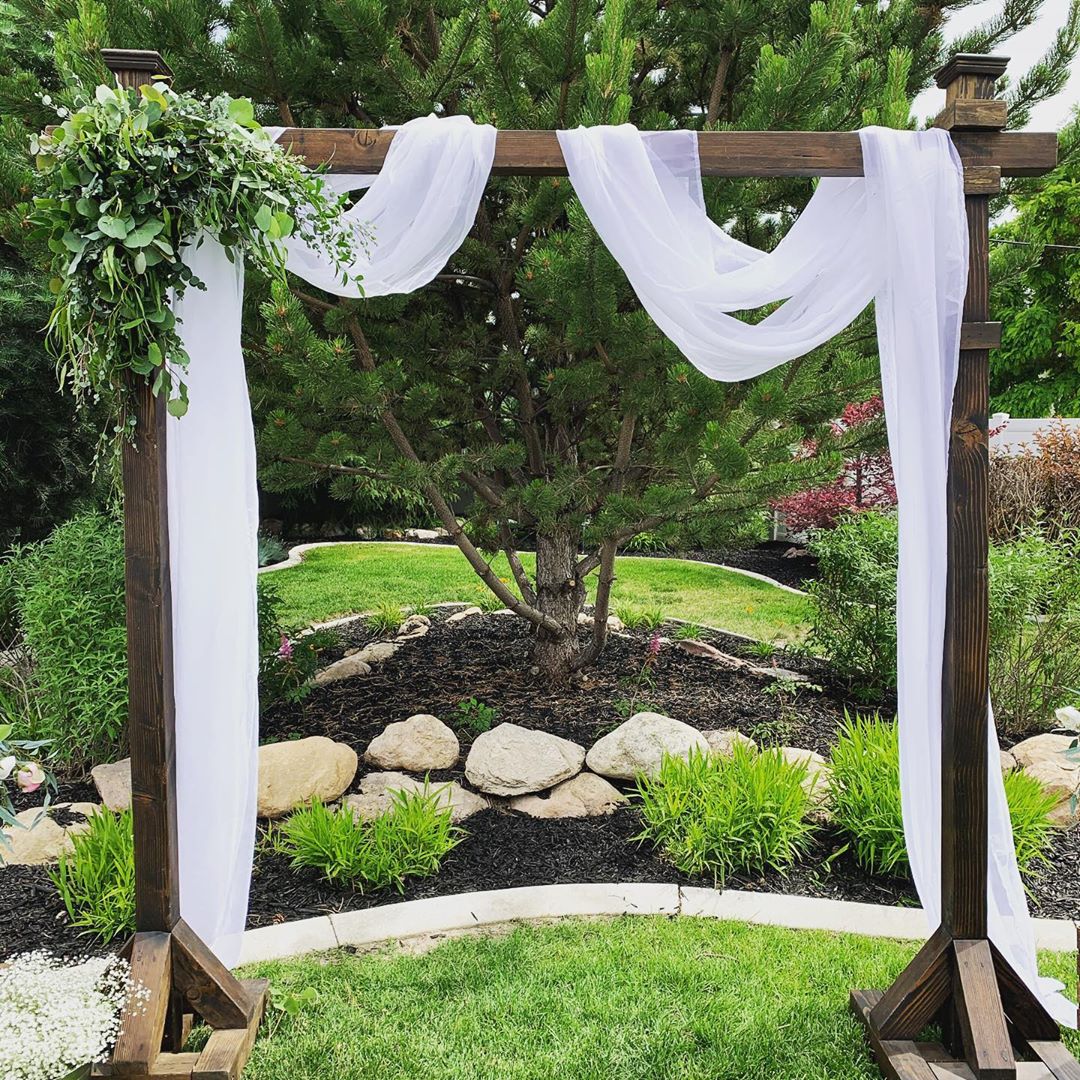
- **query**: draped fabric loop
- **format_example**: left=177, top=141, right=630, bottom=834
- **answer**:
left=169, top=116, right=1073, bottom=1024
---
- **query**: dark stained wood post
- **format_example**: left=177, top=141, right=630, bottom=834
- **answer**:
left=98, top=49, right=267, bottom=1080
left=937, top=50, right=1007, bottom=951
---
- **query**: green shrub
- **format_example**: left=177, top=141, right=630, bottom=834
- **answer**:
left=805, top=510, right=899, bottom=699
left=634, top=746, right=815, bottom=884
left=828, top=712, right=906, bottom=876
left=453, top=698, right=497, bottom=735
left=257, top=576, right=337, bottom=706
left=50, top=807, right=135, bottom=944
left=615, top=606, right=665, bottom=632
left=988, top=531, right=1080, bottom=736
left=276, top=789, right=461, bottom=890
left=829, top=714, right=1059, bottom=877
left=16, top=513, right=128, bottom=768
left=366, top=601, right=403, bottom=637
left=257, top=532, right=289, bottom=568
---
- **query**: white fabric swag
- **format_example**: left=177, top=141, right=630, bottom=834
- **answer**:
left=167, top=116, right=1072, bottom=1022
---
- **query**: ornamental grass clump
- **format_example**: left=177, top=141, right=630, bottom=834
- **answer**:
left=829, top=712, right=1060, bottom=877
left=276, top=787, right=462, bottom=891
left=634, top=745, right=815, bottom=884
left=0, top=951, right=136, bottom=1080
left=51, top=807, right=136, bottom=944
left=32, top=80, right=358, bottom=419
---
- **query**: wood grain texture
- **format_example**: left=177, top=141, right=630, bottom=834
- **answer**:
left=192, top=980, right=268, bottom=1080
left=964, top=168, right=1002, bottom=195
left=988, top=943, right=1060, bottom=1041
left=959, top=323, right=1002, bottom=350
left=934, top=100, right=1008, bottom=132
left=111, top=932, right=172, bottom=1074
left=953, top=940, right=1015, bottom=1079
left=171, top=920, right=259, bottom=1030
left=272, top=126, right=1055, bottom=177
left=869, top=927, right=953, bottom=1038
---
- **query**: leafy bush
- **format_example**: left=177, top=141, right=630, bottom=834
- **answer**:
left=453, top=698, right=497, bottom=735
left=615, top=606, right=665, bottom=632
left=634, top=746, right=814, bottom=883
left=257, top=577, right=336, bottom=706
left=257, top=532, right=289, bottom=567
left=50, top=807, right=135, bottom=943
left=829, top=714, right=1059, bottom=877
left=988, top=530, right=1080, bottom=736
left=14, top=513, right=128, bottom=768
left=805, top=510, right=899, bottom=699
left=276, top=790, right=461, bottom=891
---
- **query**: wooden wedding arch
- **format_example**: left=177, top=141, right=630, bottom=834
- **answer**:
left=96, top=48, right=1077, bottom=1080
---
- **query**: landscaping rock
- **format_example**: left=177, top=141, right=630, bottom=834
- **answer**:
left=447, top=606, right=483, bottom=624
left=1008, top=734, right=1080, bottom=826
left=345, top=771, right=487, bottom=824
left=508, top=772, right=626, bottom=819
left=703, top=729, right=758, bottom=758
left=1053, top=705, right=1080, bottom=729
left=577, top=612, right=625, bottom=633
left=356, top=641, right=401, bottom=664
left=585, top=712, right=708, bottom=781
left=313, top=654, right=373, bottom=685
left=0, top=804, right=99, bottom=866
left=258, top=736, right=358, bottom=819
left=405, top=528, right=448, bottom=541
left=779, top=747, right=832, bottom=809
left=465, top=723, right=585, bottom=796
left=1000, top=749, right=1018, bottom=773
left=91, top=758, right=132, bottom=812
left=396, top=614, right=431, bottom=640
left=364, top=714, right=460, bottom=772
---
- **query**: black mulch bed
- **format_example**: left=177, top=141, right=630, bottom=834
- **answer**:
left=2, top=612, right=1075, bottom=961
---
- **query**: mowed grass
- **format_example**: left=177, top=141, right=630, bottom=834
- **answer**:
left=267, top=542, right=810, bottom=643
left=240, top=918, right=1079, bottom=1080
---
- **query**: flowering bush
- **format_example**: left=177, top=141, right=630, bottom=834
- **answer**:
left=0, top=951, right=136, bottom=1080
left=31, top=80, right=358, bottom=419
left=257, top=577, right=337, bottom=705
left=0, top=722, right=55, bottom=839
left=772, top=396, right=896, bottom=533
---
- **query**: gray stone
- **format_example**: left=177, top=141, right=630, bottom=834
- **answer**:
left=447, top=606, right=483, bottom=624
left=779, top=747, right=832, bottom=809
left=345, top=772, right=487, bottom=824
left=405, top=528, right=448, bottom=541
left=465, top=723, right=585, bottom=796
left=91, top=758, right=132, bottom=812
left=313, top=654, right=373, bottom=685
left=0, top=803, right=100, bottom=866
left=509, top=772, right=626, bottom=819
left=1011, top=733, right=1076, bottom=771
left=258, top=736, right=358, bottom=818
left=585, top=712, right=708, bottom=781
left=703, top=729, right=758, bottom=758
left=1000, top=749, right=1018, bottom=773
left=365, top=714, right=460, bottom=772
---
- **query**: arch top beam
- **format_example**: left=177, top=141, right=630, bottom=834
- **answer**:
left=272, top=126, right=1056, bottom=178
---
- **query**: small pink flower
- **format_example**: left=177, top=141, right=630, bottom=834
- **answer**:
left=277, top=633, right=294, bottom=660
left=16, top=762, right=45, bottom=793
left=647, top=631, right=661, bottom=657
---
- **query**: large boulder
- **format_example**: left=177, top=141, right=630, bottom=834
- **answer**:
left=585, top=712, right=708, bottom=781
left=365, top=714, right=460, bottom=772
left=465, top=724, right=585, bottom=796
left=91, top=758, right=132, bottom=812
left=258, top=736, right=358, bottom=818
left=703, top=729, right=758, bottom=758
left=0, top=804, right=100, bottom=866
left=509, top=772, right=626, bottom=819
left=1011, top=733, right=1080, bottom=827
left=345, top=771, right=487, bottom=824
left=779, top=747, right=832, bottom=810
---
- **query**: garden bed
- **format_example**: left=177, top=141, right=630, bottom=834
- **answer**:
left=2, top=610, right=1076, bottom=962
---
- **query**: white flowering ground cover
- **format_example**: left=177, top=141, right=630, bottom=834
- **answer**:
left=0, top=951, right=137, bottom=1080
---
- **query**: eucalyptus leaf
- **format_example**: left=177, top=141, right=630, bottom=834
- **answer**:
left=97, top=214, right=129, bottom=240
left=167, top=397, right=189, bottom=418
left=255, top=204, right=274, bottom=232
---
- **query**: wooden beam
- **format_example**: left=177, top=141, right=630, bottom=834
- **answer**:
left=272, top=126, right=1056, bottom=177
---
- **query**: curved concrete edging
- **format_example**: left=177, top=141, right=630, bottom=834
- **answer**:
left=236, top=882, right=1078, bottom=966
left=258, top=539, right=808, bottom=595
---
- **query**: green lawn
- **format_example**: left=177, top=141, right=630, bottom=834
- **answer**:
left=267, top=542, right=810, bottom=643
left=240, top=918, right=1079, bottom=1080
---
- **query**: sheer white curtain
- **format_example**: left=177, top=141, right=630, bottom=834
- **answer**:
left=558, top=123, right=1072, bottom=1024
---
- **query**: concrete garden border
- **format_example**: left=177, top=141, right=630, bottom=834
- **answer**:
left=236, top=882, right=1077, bottom=966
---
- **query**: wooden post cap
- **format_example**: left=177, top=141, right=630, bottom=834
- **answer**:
left=100, top=49, right=173, bottom=86
left=934, top=54, right=1009, bottom=89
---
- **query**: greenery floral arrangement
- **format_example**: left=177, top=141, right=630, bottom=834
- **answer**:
left=0, top=722, right=55, bottom=840
left=30, top=80, right=357, bottom=419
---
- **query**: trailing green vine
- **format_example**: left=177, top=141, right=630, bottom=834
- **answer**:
left=30, top=80, right=357, bottom=420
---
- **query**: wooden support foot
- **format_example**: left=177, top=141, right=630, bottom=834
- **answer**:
left=852, top=936, right=1078, bottom=1080
left=95, top=926, right=268, bottom=1080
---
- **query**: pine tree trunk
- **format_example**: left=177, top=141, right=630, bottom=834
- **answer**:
left=532, top=526, right=586, bottom=680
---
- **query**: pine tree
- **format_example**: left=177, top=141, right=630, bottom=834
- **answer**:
left=5, top=0, right=1078, bottom=676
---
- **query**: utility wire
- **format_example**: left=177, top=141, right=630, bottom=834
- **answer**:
left=990, top=237, right=1080, bottom=252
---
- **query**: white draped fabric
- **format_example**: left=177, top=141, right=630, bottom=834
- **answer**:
left=164, top=114, right=1072, bottom=1023
left=168, top=238, right=260, bottom=967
